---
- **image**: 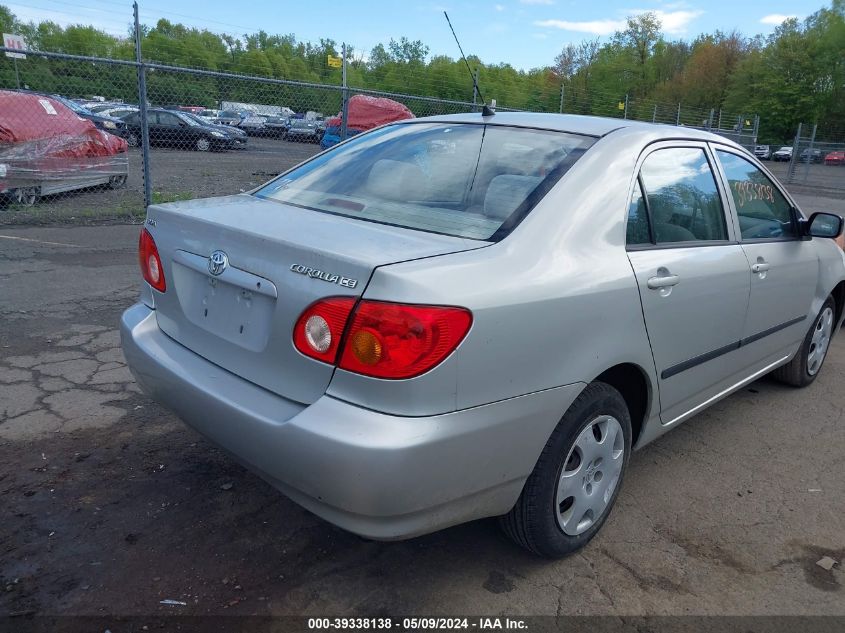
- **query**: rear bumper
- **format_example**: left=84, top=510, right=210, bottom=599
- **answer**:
left=120, top=303, right=583, bottom=539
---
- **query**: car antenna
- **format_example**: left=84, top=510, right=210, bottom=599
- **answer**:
left=443, top=11, right=495, bottom=117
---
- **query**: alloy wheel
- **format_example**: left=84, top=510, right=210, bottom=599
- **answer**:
left=14, top=187, right=39, bottom=206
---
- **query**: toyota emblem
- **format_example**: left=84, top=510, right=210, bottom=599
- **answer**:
left=208, top=250, right=229, bottom=276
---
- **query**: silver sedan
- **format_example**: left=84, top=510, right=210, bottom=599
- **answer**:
left=121, top=112, right=845, bottom=557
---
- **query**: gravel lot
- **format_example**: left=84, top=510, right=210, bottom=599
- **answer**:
left=0, top=153, right=844, bottom=623
left=0, top=138, right=322, bottom=225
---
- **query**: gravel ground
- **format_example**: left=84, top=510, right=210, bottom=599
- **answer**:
left=0, top=138, right=321, bottom=225
left=0, top=213, right=844, bottom=622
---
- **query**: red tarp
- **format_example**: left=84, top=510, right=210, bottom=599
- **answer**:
left=0, top=91, right=127, bottom=187
left=326, top=94, right=414, bottom=131
left=0, top=90, right=127, bottom=156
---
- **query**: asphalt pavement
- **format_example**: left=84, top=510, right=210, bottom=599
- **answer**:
left=1, top=189, right=844, bottom=618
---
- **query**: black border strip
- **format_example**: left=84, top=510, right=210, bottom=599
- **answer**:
left=741, top=315, right=807, bottom=346
left=661, top=315, right=806, bottom=379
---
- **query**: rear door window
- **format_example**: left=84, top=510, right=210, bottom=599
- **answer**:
left=638, top=147, right=728, bottom=244
left=255, top=123, right=595, bottom=240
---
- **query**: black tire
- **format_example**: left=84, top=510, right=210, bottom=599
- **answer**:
left=108, top=174, right=127, bottom=189
left=772, top=297, right=837, bottom=387
left=500, top=381, right=632, bottom=558
left=126, top=132, right=139, bottom=147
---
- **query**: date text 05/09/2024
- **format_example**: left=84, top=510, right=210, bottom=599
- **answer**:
left=307, top=617, right=529, bottom=630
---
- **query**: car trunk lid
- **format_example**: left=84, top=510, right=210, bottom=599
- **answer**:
left=146, top=194, right=486, bottom=404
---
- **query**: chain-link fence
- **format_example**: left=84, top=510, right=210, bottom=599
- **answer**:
left=1, top=33, right=766, bottom=225
left=559, top=86, right=760, bottom=150
left=777, top=123, right=845, bottom=195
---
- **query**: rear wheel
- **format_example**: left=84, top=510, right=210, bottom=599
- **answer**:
left=126, top=132, right=139, bottom=147
left=500, top=382, right=631, bottom=558
left=772, top=297, right=836, bottom=387
left=13, top=187, right=39, bottom=206
left=108, top=174, right=127, bottom=189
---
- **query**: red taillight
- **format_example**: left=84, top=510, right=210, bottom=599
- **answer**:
left=339, top=301, right=472, bottom=379
left=293, top=299, right=472, bottom=379
left=293, top=297, right=357, bottom=363
left=138, top=228, right=166, bottom=292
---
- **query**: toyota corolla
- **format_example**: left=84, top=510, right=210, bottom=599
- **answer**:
left=121, top=113, right=845, bottom=557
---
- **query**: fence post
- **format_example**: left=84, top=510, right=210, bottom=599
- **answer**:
left=472, top=68, right=479, bottom=111
left=559, top=83, right=564, bottom=114
left=803, top=123, right=817, bottom=183
left=652, top=104, right=657, bottom=123
left=623, top=93, right=628, bottom=120
left=676, top=103, right=681, bottom=125
left=340, top=42, right=349, bottom=141
left=707, top=108, right=714, bottom=131
left=133, top=1, right=152, bottom=209
left=717, top=109, right=722, bottom=130
left=787, top=122, right=802, bottom=182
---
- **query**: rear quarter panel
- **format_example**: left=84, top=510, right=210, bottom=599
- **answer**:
left=326, top=129, right=661, bottom=421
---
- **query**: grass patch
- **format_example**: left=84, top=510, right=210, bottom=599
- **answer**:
left=152, top=191, right=195, bottom=204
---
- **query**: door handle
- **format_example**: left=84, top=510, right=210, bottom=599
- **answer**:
left=751, top=262, right=770, bottom=273
left=647, top=274, right=681, bottom=289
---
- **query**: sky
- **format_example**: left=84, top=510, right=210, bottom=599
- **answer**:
left=5, top=0, right=829, bottom=69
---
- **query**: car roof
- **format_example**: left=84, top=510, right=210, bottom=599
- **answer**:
left=406, top=111, right=732, bottom=143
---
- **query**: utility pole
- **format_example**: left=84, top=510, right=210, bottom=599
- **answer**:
left=559, top=83, right=565, bottom=114
left=133, top=1, right=152, bottom=209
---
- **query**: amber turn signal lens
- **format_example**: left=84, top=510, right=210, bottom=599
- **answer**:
left=350, top=329, right=383, bottom=366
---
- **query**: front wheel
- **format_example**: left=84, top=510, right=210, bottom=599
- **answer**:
left=500, top=381, right=631, bottom=558
left=126, top=132, right=139, bottom=147
left=195, top=137, right=211, bottom=152
left=772, top=297, right=836, bottom=387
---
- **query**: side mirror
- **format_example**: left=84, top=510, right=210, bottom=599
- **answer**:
left=805, top=212, right=844, bottom=239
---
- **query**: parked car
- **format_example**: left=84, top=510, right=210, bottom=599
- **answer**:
left=799, top=148, right=823, bottom=163
left=88, top=102, right=126, bottom=113
left=772, top=146, right=793, bottom=161
left=196, top=109, right=220, bottom=125
left=825, top=150, right=845, bottom=166
left=0, top=90, right=128, bottom=205
left=179, top=111, right=248, bottom=148
left=285, top=118, right=321, bottom=142
left=96, top=106, right=139, bottom=120
left=753, top=144, right=771, bottom=160
left=121, top=112, right=845, bottom=557
left=175, top=111, right=249, bottom=149
left=41, top=93, right=128, bottom=138
left=321, top=94, right=414, bottom=148
left=237, top=112, right=269, bottom=136
left=215, top=110, right=246, bottom=126
left=262, top=115, right=290, bottom=138
left=122, top=108, right=235, bottom=151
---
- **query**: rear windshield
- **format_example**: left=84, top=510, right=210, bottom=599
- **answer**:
left=254, top=122, right=595, bottom=240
